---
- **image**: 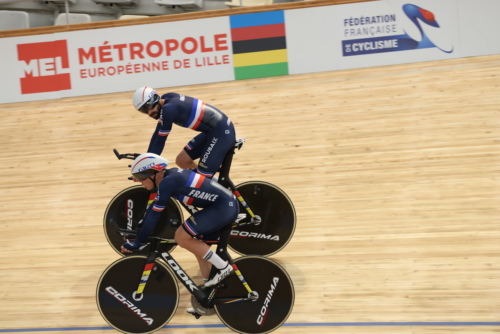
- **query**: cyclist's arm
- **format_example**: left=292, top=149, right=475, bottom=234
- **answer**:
left=147, top=104, right=175, bottom=155
left=147, top=121, right=162, bottom=153
left=134, top=177, right=176, bottom=245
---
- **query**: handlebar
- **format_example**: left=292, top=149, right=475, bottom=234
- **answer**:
left=113, top=149, right=141, bottom=160
left=109, top=219, right=138, bottom=238
left=109, top=219, right=173, bottom=243
left=113, top=149, right=141, bottom=180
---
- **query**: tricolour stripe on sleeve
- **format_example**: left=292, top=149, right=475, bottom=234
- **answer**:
left=190, top=102, right=205, bottom=130
left=178, top=195, right=194, bottom=206
left=152, top=204, right=165, bottom=212
left=186, top=99, right=205, bottom=129
left=187, top=172, right=205, bottom=188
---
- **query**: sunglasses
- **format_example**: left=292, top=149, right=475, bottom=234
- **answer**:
left=132, top=171, right=157, bottom=181
left=138, top=94, right=160, bottom=114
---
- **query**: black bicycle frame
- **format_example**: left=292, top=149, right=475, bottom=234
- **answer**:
left=131, top=223, right=255, bottom=309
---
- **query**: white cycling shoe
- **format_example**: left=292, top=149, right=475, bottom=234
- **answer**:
left=204, top=264, right=233, bottom=287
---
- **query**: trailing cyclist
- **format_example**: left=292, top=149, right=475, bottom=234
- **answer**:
left=121, top=153, right=238, bottom=289
left=132, top=87, right=236, bottom=178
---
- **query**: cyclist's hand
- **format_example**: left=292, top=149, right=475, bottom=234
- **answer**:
left=122, top=220, right=143, bottom=242
left=121, top=240, right=138, bottom=253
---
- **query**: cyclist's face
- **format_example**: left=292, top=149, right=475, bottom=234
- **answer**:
left=134, top=175, right=155, bottom=190
left=147, top=104, right=160, bottom=120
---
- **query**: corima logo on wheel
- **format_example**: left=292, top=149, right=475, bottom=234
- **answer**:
left=256, top=277, right=279, bottom=325
left=105, top=286, right=154, bottom=325
left=126, top=199, right=134, bottom=230
left=231, top=230, right=280, bottom=241
left=342, top=4, right=453, bottom=56
left=17, top=40, right=72, bottom=94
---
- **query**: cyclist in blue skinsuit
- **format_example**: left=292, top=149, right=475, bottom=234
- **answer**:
left=132, top=87, right=236, bottom=178
left=121, top=153, right=237, bottom=288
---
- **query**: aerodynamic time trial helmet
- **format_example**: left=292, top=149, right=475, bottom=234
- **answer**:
left=132, top=87, right=160, bottom=114
left=130, top=153, right=169, bottom=181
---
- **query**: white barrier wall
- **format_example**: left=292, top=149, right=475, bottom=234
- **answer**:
left=458, top=0, right=500, bottom=57
left=0, top=0, right=498, bottom=104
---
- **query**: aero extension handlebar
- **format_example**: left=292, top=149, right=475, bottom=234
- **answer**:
left=113, top=149, right=140, bottom=161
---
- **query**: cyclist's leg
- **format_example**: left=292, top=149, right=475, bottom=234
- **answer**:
left=194, top=252, right=212, bottom=281
left=196, top=117, right=235, bottom=178
left=176, top=150, right=197, bottom=169
left=175, top=227, right=213, bottom=273
left=177, top=133, right=206, bottom=169
left=176, top=197, right=238, bottom=283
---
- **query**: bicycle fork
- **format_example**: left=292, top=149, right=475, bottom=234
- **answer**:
left=132, top=240, right=159, bottom=301
left=132, top=239, right=176, bottom=301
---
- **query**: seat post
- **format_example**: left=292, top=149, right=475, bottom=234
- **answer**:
left=217, top=145, right=236, bottom=189
left=218, top=138, right=244, bottom=189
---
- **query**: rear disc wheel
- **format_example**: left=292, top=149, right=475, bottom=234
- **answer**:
left=229, top=181, right=296, bottom=257
left=215, top=256, right=295, bottom=334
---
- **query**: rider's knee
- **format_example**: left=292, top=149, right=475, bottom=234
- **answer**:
left=175, top=238, right=186, bottom=249
left=176, top=151, right=193, bottom=169
left=174, top=228, right=187, bottom=248
left=174, top=226, right=191, bottom=248
left=175, top=156, right=186, bottom=168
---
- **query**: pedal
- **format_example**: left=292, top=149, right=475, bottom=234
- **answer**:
left=187, top=308, right=202, bottom=319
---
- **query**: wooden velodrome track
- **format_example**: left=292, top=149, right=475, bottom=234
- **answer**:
left=0, top=53, right=499, bottom=333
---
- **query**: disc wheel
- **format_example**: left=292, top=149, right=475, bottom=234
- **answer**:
left=103, top=185, right=183, bottom=256
left=229, top=181, right=296, bottom=256
left=215, top=256, right=295, bottom=334
left=96, top=256, right=179, bottom=334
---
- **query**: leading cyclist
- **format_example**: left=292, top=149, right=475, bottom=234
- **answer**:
left=132, top=87, right=236, bottom=179
left=121, top=153, right=237, bottom=288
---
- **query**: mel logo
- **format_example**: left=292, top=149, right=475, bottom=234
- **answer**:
left=17, top=40, right=71, bottom=94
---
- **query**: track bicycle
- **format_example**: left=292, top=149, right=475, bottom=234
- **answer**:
left=97, top=219, right=295, bottom=334
left=103, top=138, right=296, bottom=257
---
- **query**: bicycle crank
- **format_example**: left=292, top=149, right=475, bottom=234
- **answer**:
left=189, top=295, right=216, bottom=317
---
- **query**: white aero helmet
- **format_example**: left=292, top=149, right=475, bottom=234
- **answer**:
left=132, top=87, right=160, bottom=114
left=131, top=153, right=169, bottom=181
